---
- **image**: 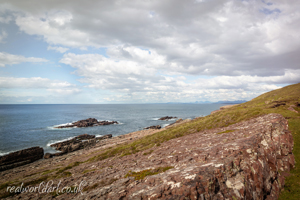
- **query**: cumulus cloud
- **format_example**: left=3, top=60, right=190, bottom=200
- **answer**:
left=59, top=50, right=298, bottom=102
left=2, top=0, right=299, bottom=77
left=0, top=52, right=48, bottom=67
left=0, top=30, right=7, bottom=43
left=0, top=77, right=80, bottom=94
left=1, top=0, right=300, bottom=103
left=47, top=46, right=69, bottom=53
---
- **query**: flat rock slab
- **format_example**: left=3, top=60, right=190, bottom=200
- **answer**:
left=0, top=114, right=293, bottom=200
left=79, top=113, right=294, bottom=200
left=0, top=147, right=44, bottom=171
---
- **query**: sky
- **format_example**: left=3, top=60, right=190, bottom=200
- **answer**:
left=0, top=0, right=299, bottom=104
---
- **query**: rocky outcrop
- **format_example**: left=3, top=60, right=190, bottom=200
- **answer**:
left=269, top=101, right=286, bottom=108
left=144, top=125, right=161, bottom=130
left=0, top=147, right=44, bottom=171
left=46, top=134, right=112, bottom=158
left=78, top=114, right=294, bottom=200
left=55, top=118, right=118, bottom=128
left=159, top=116, right=177, bottom=121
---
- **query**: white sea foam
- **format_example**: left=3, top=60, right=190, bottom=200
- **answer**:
left=95, top=134, right=103, bottom=137
left=151, top=118, right=160, bottom=120
left=47, top=122, right=76, bottom=130
left=46, top=136, right=76, bottom=147
left=0, top=150, right=16, bottom=156
left=162, top=124, right=170, bottom=128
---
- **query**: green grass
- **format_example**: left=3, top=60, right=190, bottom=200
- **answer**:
left=41, top=168, right=60, bottom=175
left=82, top=178, right=118, bottom=192
left=278, top=118, right=300, bottom=200
left=1, top=83, right=298, bottom=198
left=217, top=130, right=235, bottom=134
left=85, top=83, right=300, bottom=198
left=125, top=166, right=174, bottom=180
left=82, top=169, right=96, bottom=174
left=56, top=161, right=82, bottom=174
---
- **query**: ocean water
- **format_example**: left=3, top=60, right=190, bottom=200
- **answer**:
left=0, top=104, right=224, bottom=155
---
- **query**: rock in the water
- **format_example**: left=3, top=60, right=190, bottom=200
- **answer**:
left=55, top=118, right=118, bottom=128
left=144, top=125, right=161, bottom=130
left=0, top=147, right=44, bottom=171
left=159, top=116, right=177, bottom=121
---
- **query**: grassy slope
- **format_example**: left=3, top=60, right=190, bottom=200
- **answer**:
left=88, top=83, right=300, bottom=198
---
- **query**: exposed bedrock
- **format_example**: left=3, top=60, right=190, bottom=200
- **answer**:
left=55, top=118, right=118, bottom=128
left=80, top=114, right=294, bottom=200
left=0, top=147, right=44, bottom=172
left=144, top=125, right=161, bottom=130
left=46, top=134, right=112, bottom=158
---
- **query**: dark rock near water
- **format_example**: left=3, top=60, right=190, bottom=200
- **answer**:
left=45, top=134, right=113, bottom=159
left=43, top=153, right=52, bottom=159
left=0, top=147, right=44, bottom=171
left=159, top=116, right=177, bottom=121
left=55, top=118, right=118, bottom=128
left=144, top=125, right=161, bottom=130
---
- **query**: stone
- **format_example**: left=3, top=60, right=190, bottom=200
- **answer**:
left=49, top=134, right=113, bottom=157
left=144, top=125, right=161, bottom=130
left=0, top=147, right=44, bottom=171
left=78, top=114, right=294, bottom=200
left=43, top=153, right=52, bottom=159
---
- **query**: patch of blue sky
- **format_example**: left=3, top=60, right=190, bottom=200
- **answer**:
left=260, top=8, right=281, bottom=15
left=0, top=22, right=84, bottom=84
left=261, top=0, right=273, bottom=6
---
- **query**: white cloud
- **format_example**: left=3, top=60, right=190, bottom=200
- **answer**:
left=2, top=0, right=299, bottom=77
left=47, top=46, right=69, bottom=53
left=59, top=50, right=299, bottom=103
left=0, top=16, right=12, bottom=24
left=0, top=30, right=7, bottom=43
left=0, top=76, right=74, bottom=88
left=0, top=52, right=48, bottom=67
left=1, top=0, right=300, bottom=103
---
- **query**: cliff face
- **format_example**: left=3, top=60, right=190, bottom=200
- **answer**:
left=77, top=113, right=294, bottom=200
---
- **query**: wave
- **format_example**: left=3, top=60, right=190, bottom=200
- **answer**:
left=46, top=136, right=76, bottom=147
left=95, top=134, right=103, bottom=137
left=162, top=123, right=170, bottom=128
left=151, top=118, right=160, bottom=120
left=0, top=150, right=16, bottom=156
left=47, top=122, right=77, bottom=130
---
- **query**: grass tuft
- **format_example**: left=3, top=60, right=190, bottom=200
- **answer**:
left=125, top=166, right=174, bottom=180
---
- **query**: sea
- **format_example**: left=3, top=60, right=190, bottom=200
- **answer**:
left=0, top=104, right=225, bottom=156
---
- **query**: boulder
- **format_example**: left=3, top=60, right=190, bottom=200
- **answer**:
left=43, top=153, right=52, bottom=159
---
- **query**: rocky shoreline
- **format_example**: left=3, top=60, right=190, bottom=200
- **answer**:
left=0, top=116, right=182, bottom=172
left=0, top=114, right=294, bottom=199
